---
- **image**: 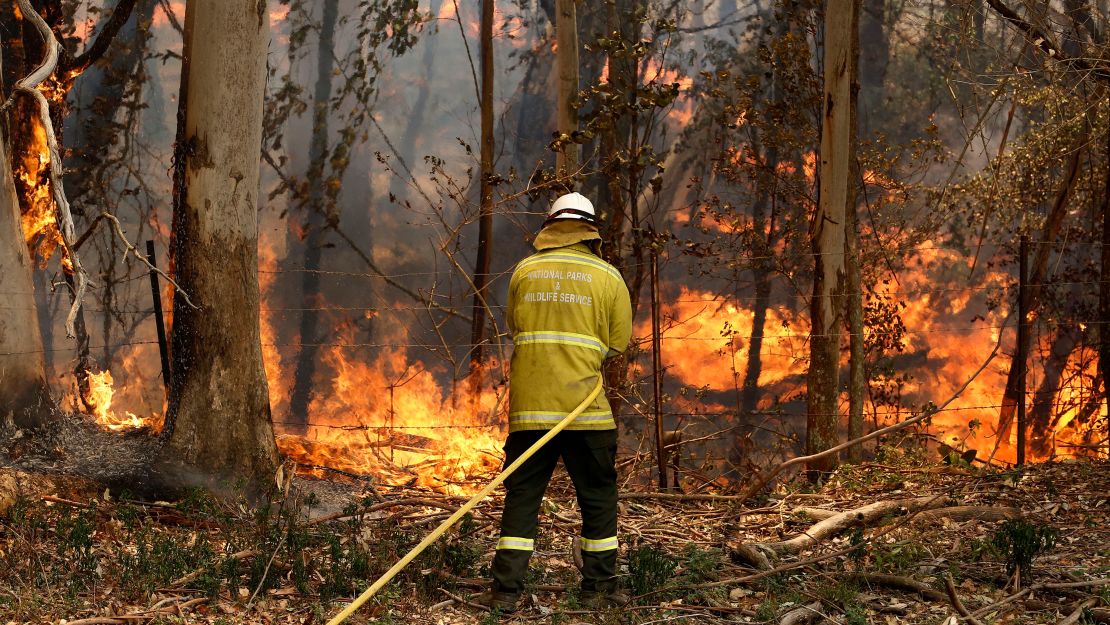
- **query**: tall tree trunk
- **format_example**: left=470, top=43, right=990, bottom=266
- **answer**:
left=991, top=143, right=1082, bottom=461
left=599, top=0, right=642, bottom=420
left=1100, top=105, right=1110, bottom=458
left=469, top=0, right=495, bottom=372
left=806, top=0, right=859, bottom=479
left=395, top=0, right=441, bottom=202
left=736, top=146, right=778, bottom=468
left=555, top=0, right=579, bottom=181
left=845, top=180, right=865, bottom=462
left=288, top=0, right=339, bottom=431
left=161, top=0, right=278, bottom=494
left=0, top=101, right=51, bottom=429
left=858, top=0, right=888, bottom=129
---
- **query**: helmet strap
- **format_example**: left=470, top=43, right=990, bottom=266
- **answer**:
left=544, top=208, right=599, bottom=226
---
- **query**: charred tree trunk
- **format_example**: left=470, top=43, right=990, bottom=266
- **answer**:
left=1029, top=324, right=1079, bottom=457
left=160, top=0, right=278, bottom=494
left=555, top=0, right=579, bottom=181
left=807, top=0, right=859, bottom=479
left=991, top=143, right=1082, bottom=461
left=288, top=0, right=339, bottom=431
left=736, top=145, right=779, bottom=468
left=469, top=0, right=495, bottom=372
left=0, top=104, right=51, bottom=429
left=845, top=172, right=865, bottom=463
left=1101, top=108, right=1110, bottom=456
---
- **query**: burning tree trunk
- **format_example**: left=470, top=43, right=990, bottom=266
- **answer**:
left=991, top=142, right=1082, bottom=461
left=0, top=106, right=51, bottom=428
left=555, top=0, right=579, bottom=180
left=289, top=0, right=339, bottom=431
left=468, top=0, right=495, bottom=372
left=160, top=0, right=278, bottom=493
left=806, top=0, right=859, bottom=478
left=1101, top=111, right=1110, bottom=456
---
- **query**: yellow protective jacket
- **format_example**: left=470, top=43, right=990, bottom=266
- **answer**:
left=506, top=221, right=633, bottom=432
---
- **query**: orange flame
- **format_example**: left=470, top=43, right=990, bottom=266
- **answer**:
left=81, top=369, right=150, bottom=431
left=17, top=118, right=62, bottom=261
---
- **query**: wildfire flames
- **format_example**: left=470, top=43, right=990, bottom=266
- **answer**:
left=69, top=233, right=1103, bottom=487
left=81, top=370, right=148, bottom=431
left=255, top=235, right=507, bottom=493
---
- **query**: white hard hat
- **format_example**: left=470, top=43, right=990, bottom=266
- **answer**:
left=547, top=192, right=597, bottom=224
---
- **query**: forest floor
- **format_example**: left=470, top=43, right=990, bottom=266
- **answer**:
left=0, top=425, right=1108, bottom=625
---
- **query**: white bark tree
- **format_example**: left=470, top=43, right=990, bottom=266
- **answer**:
left=0, top=109, right=51, bottom=429
left=160, top=0, right=278, bottom=493
left=806, top=0, right=860, bottom=477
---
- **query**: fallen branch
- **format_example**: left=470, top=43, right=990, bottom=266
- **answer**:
left=308, top=497, right=463, bottom=525
left=171, top=549, right=258, bottom=587
left=914, top=506, right=1024, bottom=523
left=65, top=598, right=207, bottom=625
left=847, top=573, right=947, bottom=602
left=945, top=573, right=988, bottom=625
left=12, top=0, right=90, bottom=337
left=619, top=492, right=752, bottom=502
left=1059, top=598, right=1100, bottom=625
left=438, top=587, right=489, bottom=612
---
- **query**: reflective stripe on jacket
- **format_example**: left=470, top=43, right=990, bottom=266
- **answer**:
left=506, top=241, right=633, bottom=432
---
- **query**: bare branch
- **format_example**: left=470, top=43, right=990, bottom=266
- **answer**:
left=13, top=0, right=90, bottom=338
left=985, top=0, right=1110, bottom=81
left=96, top=212, right=197, bottom=310
left=64, top=0, right=141, bottom=73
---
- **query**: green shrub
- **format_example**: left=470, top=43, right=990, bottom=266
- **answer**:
left=992, top=519, right=1058, bottom=580
left=628, top=544, right=677, bottom=597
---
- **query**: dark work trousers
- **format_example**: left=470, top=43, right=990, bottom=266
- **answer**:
left=491, top=429, right=619, bottom=594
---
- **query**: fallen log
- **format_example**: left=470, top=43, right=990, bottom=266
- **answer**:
left=733, top=496, right=954, bottom=568
left=914, top=506, right=1024, bottom=523
left=848, top=573, right=947, bottom=602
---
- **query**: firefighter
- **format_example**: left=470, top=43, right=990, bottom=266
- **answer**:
left=479, top=192, right=633, bottom=613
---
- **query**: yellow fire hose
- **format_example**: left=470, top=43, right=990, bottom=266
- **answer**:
left=325, top=376, right=605, bottom=625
